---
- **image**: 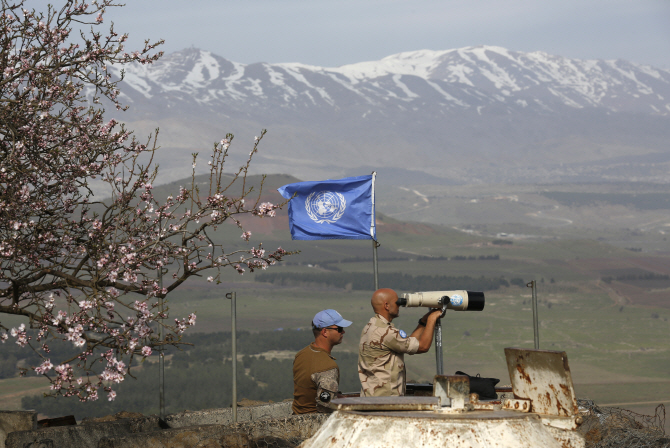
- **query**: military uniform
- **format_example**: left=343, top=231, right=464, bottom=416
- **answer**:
left=358, top=314, right=420, bottom=396
left=292, top=343, right=340, bottom=414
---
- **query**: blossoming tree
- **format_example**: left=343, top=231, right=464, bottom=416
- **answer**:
left=0, top=0, right=289, bottom=401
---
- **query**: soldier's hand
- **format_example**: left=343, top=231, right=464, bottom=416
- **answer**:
left=427, top=309, right=443, bottom=321
left=419, top=309, right=436, bottom=325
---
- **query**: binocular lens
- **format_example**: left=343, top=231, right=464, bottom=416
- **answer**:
left=466, top=291, right=485, bottom=311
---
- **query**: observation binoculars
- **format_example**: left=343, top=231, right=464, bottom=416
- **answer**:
left=396, top=290, right=485, bottom=312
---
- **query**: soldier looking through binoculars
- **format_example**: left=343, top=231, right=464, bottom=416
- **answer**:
left=358, top=288, right=442, bottom=397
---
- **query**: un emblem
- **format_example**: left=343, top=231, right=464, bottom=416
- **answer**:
left=450, top=295, right=464, bottom=306
left=305, top=191, right=347, bottom=224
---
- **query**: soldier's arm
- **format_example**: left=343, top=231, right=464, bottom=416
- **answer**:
left=312, top=368, right=339, bottom=412
left=410, top=310, right=436, bottom=339
left=384, top=329, right=420, bottom=355
left=409, top=325, right=425, bottom=339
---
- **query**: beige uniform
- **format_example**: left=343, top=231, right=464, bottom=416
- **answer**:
left=358, top=314, right=420, bottom=396
left=292, top=344, right=339, bottom=414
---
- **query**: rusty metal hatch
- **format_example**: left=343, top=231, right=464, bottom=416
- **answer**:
left=505, top=347, right=579, bottom=417
left=331, top=396, right=440, bottom=411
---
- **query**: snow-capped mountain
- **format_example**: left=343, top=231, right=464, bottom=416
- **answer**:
left=117, top=46, right=670, bottom=115
left=110, top=46, right=670, bottom=184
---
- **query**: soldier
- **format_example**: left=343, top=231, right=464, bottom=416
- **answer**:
left=358, top=288, right=442, bottom=396
left=292, top=309, right=352, bottom=414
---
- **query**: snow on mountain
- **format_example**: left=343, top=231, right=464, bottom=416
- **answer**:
left=106, top=46, right=670, bottom=185
left=112, top=46, right=670, bottom=116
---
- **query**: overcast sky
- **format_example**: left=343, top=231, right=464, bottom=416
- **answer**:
left=104, top=0, right=670, bottom=69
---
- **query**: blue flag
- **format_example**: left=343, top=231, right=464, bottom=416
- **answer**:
left=277, top=174, right=376, bottom=240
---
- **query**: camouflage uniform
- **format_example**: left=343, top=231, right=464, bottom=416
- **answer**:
left=292, top=344, right=340, bottom=414
left=358, top=314, right=420, bottom=396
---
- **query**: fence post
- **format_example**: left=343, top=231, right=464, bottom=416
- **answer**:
left=526, top=280, right=540, bottom=350
left=158, top=267, right=165, bottom=421
left=226, top=291, right=237, bottom=422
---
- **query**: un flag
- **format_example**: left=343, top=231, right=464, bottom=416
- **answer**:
left=277, top=175, right=376, bottom=240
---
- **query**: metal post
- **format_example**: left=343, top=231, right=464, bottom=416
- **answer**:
left=372, top=240, right=379, bottom=290
left=158, top=266, right=165, bottom=421
left=434, top=320, right=443, bottom=375
left=527, top=280, right=540, bottom=350
left=156, top=217, right=166, bottom=421
left=226, top=292, right=237, bottom=422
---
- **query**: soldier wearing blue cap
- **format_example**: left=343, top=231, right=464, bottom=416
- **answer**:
left=292, top=309, right=352, bottom=414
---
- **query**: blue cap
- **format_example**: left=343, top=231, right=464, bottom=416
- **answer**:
left=312, top=309, right=352, bottom=329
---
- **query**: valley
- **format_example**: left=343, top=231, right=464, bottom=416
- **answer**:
left=3, top=175, right=669, bottom=428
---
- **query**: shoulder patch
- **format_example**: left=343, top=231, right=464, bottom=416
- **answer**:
left=399, top=330, right=407, bottom=338
left=319, top=391, right=332, bottom=403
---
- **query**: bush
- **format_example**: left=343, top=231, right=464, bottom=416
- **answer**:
left=492, top=239, right=513, bottom=245
left=509, top=278, right=525, bottom=287
left=256, top=272, right=510, bottom=292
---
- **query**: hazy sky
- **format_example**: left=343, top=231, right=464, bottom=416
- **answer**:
left=104, top=0, right=670, bottom=69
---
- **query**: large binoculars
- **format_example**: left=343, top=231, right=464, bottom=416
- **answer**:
left=396, top=290, right=485, bottom=311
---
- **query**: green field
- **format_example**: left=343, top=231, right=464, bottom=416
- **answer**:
left=2, top=179, right=670, bottom=429
left=8, top=280, right=669, bottom=425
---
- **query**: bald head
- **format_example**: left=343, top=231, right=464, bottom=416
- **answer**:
left=371, top=288, right=399, bottom=318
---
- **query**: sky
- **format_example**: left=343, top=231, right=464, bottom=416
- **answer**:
left=101, top=0, right=670, bottom=69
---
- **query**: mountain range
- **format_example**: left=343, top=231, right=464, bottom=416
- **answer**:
left=108, top=46, right=670, bottom=185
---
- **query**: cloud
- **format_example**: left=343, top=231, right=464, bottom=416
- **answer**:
left=101, top=0, right=670, bottom=68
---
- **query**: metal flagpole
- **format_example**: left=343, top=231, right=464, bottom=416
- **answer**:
left=372, top=240, right=379, bottom=290
left=371, top=172, right=378, bottom=290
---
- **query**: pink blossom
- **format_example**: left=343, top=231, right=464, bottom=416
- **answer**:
left=0, top=6, right=290, bottom=402
left=45, top=294, right=55, bottom=311
left=78, top=300, right=93, bottom=311
left=10, top=324, right=28, bottom=347
left=251, top=247, right=265, bottom=258
left=256, top=202, right=277, bottom=217
left=35, top=359, right=54, bottom=375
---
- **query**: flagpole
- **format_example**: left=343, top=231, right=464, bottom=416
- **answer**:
left=371, top=172, right=378, bottom=290
left=372, top=240, right=379, bottom=290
